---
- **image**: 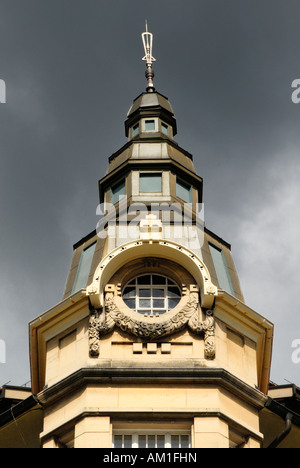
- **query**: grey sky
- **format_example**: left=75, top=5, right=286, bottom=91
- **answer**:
left=0, top=0, right=300, bottom=387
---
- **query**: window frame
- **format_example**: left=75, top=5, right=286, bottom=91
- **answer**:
left=142, top=118, right=158, bottom=133
left=113, top=430, right=191, bottom=449
left=122, top=274, right=181, bottom=317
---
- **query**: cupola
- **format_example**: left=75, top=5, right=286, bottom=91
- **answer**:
left=125, top=91, right=177, bottom=140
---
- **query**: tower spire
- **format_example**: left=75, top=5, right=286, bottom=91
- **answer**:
left=142, top=20, right=156, bottom=92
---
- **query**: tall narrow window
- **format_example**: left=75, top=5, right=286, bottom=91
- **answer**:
left=176, top=178, right=193, bottom=204
left=209, top=243, right=234, bottom=295
left=132, top=123, right=139, bottom=138
left=111, top=179, right=126, bottom=204
left=72, top=242, right=96, bottom=293
left=139, top=173, right=162, bottom=193
left=161, top=122, right=169, bottom=136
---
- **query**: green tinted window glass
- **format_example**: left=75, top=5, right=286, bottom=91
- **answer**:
left=161, top=122, right=169, bottom=136
left=209, top=243, right=234, bottom=295
left=140, top=173, right=162, bottom=193
left=111, top=179, right=126, bottom=204
left=72, top=242, right=96, bottom=293
left=176, top=179, right=192, bottom=203
left=132, top=123, right=139, bottom=137
left=145, top=119, right=155, bottom=131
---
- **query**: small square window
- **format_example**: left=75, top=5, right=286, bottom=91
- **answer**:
left=145, top=119, right=156, bottom=132
left=140, top=173, right=162, bottom=193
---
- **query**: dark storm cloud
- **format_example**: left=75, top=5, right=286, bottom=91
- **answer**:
left=0, top=0, right=300, bottom=385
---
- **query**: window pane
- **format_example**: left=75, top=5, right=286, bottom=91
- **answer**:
left=181, top=435, right=190, bottom=448
left=124, top=299, right=136, bottom=309
left=153, top=299, right=164, bottom=308
left=171, top=435, right=180, bottom=448
left=152, top=275, right=166, bottom=285
left=114, top=435, right=123, bottom=448
left=124, top=435, right=132, bottom=448
left=137, top=275, right=151, bottom=284
left=153, top=289, right=164, bottom=297
left=148, top=435, right=156, bottom=448
left=72, top=242, right=96, bottom=293
left=161, top=122, right=169, bottom=136
left=209, top=243, right=234, bottom=295
left=139, top=289, right=151, bottom=297
left=145, top=119, right=155, bottom=131
left=139, top=299, right=151, bottom=308
left=176, top=179, right=192, bottom=204
left=168, top=287, right=181, bottom=297
left=123, top=287, right=135, bottom=298
left=132, top=123, right=139, bottom=137
left=138, top=435, right=146, bottom=448
left=111, top=179, right=126, bottom=204
left=140, top=173, right=162, bottom=193
left=157, top=435, right=165, bottom=448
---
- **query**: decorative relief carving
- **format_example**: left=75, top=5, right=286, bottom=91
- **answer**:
left=89, top=306, right=115, bottom=357
left=89, top=286, right=216, bottom=359
left=188, top=309, right=215, bottom=359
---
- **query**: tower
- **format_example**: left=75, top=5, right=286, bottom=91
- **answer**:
left=28, top=25, right=274, bottom=449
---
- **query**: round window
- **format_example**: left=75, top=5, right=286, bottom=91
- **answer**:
left=122, top=274, right=181, bottom=317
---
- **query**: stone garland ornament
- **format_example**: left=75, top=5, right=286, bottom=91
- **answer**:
left=89, top=288, right=215, bottom=359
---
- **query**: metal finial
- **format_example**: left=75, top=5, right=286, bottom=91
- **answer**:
left=142, top=21, right=156, bottom=92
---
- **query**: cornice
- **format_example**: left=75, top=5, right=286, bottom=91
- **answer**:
left=38, top=366, right=267, bottom=410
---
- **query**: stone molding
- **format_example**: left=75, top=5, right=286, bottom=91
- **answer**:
left=86, top=239, right=218, bottom=309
